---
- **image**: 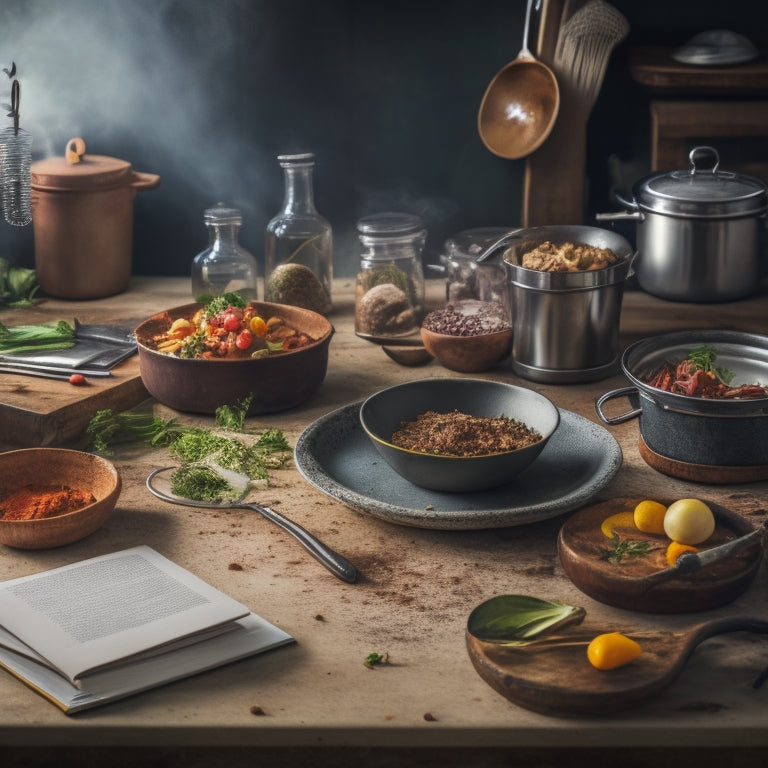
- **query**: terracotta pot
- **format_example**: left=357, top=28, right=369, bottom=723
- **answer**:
left=31, top=138, right=160, bottom=299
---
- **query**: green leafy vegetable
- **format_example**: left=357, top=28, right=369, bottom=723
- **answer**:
left=602, top=534, right=652, bottom=565
left=202, top=291, right=247, bottom=318
left=86, top=409, right=193, bottom=455
left=467, top=595, right=586, bottom=646
left=215, top=395, right=253, bottom=431
left=364, top=652, right=389, bottom=669
left=687, top=345, right=735, bottom=385
left=170, top=464, right=245, bottom=504
left=0, top=258, right=39, bottom=307
left=0, top=319, right=75, bottom=353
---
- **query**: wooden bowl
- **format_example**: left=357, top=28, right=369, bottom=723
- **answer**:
left=558, top=497, right=763, bottom=613
left=359, top=377, right=559, bottom=492
left=420, top=327, right=512, bottom=373
left=0, top=449, right=121, bottom=549
left=135, top=301, right=333, bottom=415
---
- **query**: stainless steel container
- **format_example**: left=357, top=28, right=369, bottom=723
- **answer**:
left=597, top=146, right=767, bottom=303
left=502, top=225, right=635, bottom=383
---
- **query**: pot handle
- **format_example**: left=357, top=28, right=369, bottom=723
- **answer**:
left=595, top=192, right=644, bottom=223
left=130, top=171, right=161, bottom=191
left=595, top=386, right=642, bottom=425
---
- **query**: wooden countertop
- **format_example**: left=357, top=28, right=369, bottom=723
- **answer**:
left=2, top=277, right=768, bottom=768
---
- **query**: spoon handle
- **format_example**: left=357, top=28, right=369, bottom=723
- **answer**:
left=245, top=502, right=359, bottom=583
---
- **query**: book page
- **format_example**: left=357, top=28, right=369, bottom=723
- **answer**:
left=0, top=546, right=249, bottom=682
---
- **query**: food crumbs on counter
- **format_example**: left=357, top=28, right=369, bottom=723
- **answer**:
left=228, top=562, right=243, bottom=571
left=425, top=504, right=434, bottom=510
left=249, top=705, right=266, bottom=716
left=364, top=651, right=389, bottom=669
left=314, top=614, right=325, bottom=621
left=423, top=712, right=437, bottom=722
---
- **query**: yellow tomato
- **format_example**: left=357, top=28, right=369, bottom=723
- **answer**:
left=587, top=632, right=642, bottom=670
left=633, top=499, right=667, bottom=535
left=249, top=316, right=268, bottom=338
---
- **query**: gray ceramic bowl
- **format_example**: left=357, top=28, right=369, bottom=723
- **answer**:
left=359, top=378, right=560, bottom=492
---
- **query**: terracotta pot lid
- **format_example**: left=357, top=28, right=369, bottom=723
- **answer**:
left=31, top=137, right=136, bottom=192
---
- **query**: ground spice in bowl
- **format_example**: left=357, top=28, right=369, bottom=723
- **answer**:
left=391, top=409, right=541, bottom=457
left=422, top=301, right=510, bottom=337
left=0, top=485, right=96, bottom=521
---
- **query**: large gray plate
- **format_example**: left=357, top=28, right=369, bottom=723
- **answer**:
left=294, top=402, right=622, bottom=530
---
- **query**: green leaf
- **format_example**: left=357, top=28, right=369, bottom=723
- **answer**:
left=467, top=595, right=586, bottom=646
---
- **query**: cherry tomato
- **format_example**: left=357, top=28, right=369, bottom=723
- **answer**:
left=235, top=330, right=253, bottom=350
left=223, top=312, right=241, bottom=332
left=69, top=373, right=86, bottom=386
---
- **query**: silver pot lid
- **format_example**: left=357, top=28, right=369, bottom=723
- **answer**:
left=632, top=146, right=768, bottom=219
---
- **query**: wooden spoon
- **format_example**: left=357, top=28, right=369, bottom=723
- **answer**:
left=478, top=0, right=561, bottom=159
left=467, top=615, right=768, bottom=716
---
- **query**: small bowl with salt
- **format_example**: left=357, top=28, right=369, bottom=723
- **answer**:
left=420, top=300, right=512, bottom=373
left=359, top=378, right=559, bottom=492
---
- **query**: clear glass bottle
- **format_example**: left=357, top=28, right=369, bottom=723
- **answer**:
left=264, top=153, right=333, bottom=315
left=191, top=205, right=259, bottom=303
left=355, top=212, right=426, bottom=338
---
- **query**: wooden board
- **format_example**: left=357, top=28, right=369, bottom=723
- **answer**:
left=466, top=614, right=768, bottom=717
left=557, top=498, right=763, bottom=613
left=0, top=356, right=148, bottom=449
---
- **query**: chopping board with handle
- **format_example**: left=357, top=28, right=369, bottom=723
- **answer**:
left=0, top=356, right=148, bottom=449
left=466, top=615, right=768, bottom=716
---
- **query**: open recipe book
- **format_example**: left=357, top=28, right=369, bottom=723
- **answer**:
left=0, top=546, right=294, bottom=714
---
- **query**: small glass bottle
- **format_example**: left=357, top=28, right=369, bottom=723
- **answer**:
left=355, top=212, right=426, bottom=338
left=264, top=153, right=333, bottom=315
left=191, top=205, right=259, bottom=303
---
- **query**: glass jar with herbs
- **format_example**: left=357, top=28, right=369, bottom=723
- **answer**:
left=354, top=212, right=426, bottom=339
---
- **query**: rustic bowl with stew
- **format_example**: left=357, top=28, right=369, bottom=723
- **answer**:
left=0, top=448, right=121, bottom=549
left=135, top=301, right=333, bottom=415
left=359, top=378, right=560, bottom=492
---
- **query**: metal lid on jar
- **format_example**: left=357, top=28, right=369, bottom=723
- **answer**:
left=357, top=212, right=424, bottom=237
left=633, top=146, right=768, bottom=219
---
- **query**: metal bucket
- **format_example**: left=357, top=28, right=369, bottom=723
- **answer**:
left=502, top=225, right=635, bottom=383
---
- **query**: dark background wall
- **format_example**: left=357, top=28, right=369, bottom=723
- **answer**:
left=0, top=0, right=766, bottom=281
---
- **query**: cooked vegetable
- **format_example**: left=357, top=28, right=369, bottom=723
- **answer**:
left=467, top=595, right=586, bottom=646
left=0, top=319, right=75, bottom=354
left=633, top=499, right=667, bottom=535
left=666, top=541, right=699, bottom=567
left=600, top=510, right=636, bottom=538
left=687, top=345, right=734, bottom=385
left=663, top=498, right=715, bottom=545
left=587, top=632, right=642, bottom=670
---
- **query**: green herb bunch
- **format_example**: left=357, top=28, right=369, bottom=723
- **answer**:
left=687, top=345, right=735, bottom=385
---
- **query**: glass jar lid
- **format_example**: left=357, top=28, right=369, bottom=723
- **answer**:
left=204, top=205, right=242, bottom=224
left=633, top=146, right=768, bottom=218
left=357, top=212, right=424, bottom=237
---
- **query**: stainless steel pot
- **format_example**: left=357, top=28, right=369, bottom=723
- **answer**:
left=596, top=329, right=768, bottom=467
left=597, top=146, right=767, bottom=303
left=502, top=225, right=635, bottom=383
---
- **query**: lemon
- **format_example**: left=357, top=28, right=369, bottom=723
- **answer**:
left=666, top=540, right=699, bottom=567
left=663, top=498, right=715, bottom=545
left=600, top=510, right=636, bottom=538
left=633, top=499, right=667, bottom=534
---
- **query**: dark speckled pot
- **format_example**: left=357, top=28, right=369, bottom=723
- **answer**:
left=596, top=330, right=768, bottom=467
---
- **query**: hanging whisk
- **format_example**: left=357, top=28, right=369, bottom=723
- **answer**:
left=0, top=64, right=32, bottom=227
left=554, top=0, right=630, bottom=113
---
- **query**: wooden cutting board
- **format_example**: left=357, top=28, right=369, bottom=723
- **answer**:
left=467, top=615, right=768, bottom=717
left=0, top=356, right=148, bottom=449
